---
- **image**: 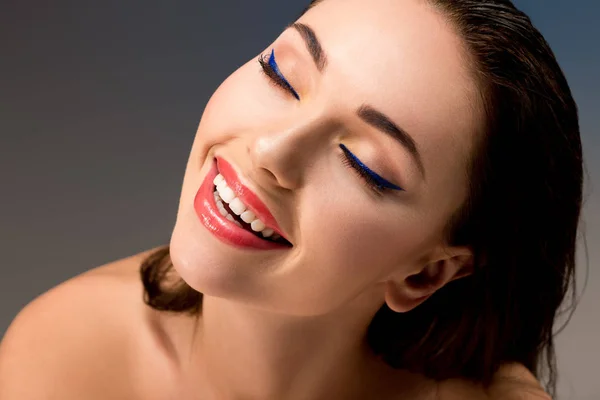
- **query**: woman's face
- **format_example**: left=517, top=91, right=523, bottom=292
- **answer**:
left=170, top=0, right=481, bottom=315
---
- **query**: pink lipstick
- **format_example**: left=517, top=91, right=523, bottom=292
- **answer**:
left=193, top=158, right=291, bottom=250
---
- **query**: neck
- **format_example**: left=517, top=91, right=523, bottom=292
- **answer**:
left=187, top=291, right=390, bottom=400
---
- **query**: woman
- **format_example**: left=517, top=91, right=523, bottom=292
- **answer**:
left=0, top=0, right=582, bottom=398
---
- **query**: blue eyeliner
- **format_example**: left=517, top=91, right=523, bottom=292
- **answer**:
left=339, top=144, right=404, bottom=191
left=268, top=49, right=300, bottom=100
left=259, top=51, right=402, bottom=193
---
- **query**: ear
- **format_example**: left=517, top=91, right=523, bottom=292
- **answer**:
left=384, top=246, right=473, bottom=313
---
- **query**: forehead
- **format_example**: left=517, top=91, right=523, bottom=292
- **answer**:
left=298, top=0, right=481, bottom=189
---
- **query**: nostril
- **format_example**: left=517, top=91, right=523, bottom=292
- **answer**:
left=261, top=168, right=279, bottom=184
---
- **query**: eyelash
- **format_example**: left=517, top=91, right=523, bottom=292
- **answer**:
left=258, top=50, right=403, bottom=196
left=339, top=144, right=404, bottom=196
left=258, top=50, right=300, bottom=100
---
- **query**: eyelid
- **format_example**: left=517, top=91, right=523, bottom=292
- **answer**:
left=259, top=49, right=403, bottom=193
left=340, top=144, right=404, bottom=191
left=258, top=49, right=300, bottom=100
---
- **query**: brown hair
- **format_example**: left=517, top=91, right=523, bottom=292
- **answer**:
left=141, top=1, right=583, bottom=397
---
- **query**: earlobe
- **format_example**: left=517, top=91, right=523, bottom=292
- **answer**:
left=384, top=280, right=423, bottom=313
left=384, top=268, right=439, bottom=313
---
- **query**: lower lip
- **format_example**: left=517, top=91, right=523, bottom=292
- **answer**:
left=193, top=159, right=290, bottom=250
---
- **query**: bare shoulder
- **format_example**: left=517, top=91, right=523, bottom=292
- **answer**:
left=436, top=364, right=552, bottom=400
left=486, top=363, right=552, bottom=399
left=0, top=247, right=166, bottom=400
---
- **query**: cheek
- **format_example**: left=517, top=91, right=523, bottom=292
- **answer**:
left=194, top=58, right=289, bottom=144
left=301, top=189, right=428, bottom=288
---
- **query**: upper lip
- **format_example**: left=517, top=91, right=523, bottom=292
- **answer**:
left=215, top=156, right=290, bottom=242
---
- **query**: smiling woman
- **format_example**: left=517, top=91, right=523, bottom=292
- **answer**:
left=0, top=0, right=582, bottom=399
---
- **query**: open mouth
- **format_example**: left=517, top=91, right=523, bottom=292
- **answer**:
left=212, top=179, right=292, bottom=247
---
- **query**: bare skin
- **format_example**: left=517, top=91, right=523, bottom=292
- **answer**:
left=0, top=0, right=555, bottom=398
left=0, top=249, right=550, bottom=399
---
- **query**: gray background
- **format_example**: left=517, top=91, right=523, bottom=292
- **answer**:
left=1, top=1, right=598, bottom=399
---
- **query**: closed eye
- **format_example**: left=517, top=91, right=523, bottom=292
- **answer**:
left=258, top=49, right=300, bottom=100
left=258, top=50, right=402, bottom=196
left=339, top=144, right=404, bottom=195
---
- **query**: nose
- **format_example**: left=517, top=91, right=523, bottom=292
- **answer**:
left=247, top=110, right=336, bottom=190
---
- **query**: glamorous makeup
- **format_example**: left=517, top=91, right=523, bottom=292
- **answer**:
left=258, top=48, right=403, bottom=196
left=258, top=49, right=300, bottom=100
left=194, top=158, right=292, bottom=250
left=339, top=144, right=404, bottom=194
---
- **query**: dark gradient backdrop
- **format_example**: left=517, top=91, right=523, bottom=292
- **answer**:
left=1, top=1, right=598, bottom=399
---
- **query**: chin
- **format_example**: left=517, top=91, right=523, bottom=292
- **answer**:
left=169, top=208, right=238, bottom=296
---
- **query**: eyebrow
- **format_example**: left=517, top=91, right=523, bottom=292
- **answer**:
left=287, top=22, right=426, bottom=179
left=357, top=105, right=426, bottom=179
left=291, top=22, right=327, bottom=71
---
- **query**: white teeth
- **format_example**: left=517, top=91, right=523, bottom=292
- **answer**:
left=213, top=190, right=241, bottom=227
left=229, top=198, right=246, bottom=215
left=219, top=187, right=235, bottom=203
left=213, top=175, right=281, bottom=240
left=216, top=180, right=228, bottom=192
left=216, top=201, right=228, bottom=217
left=240, top=210, right=256, bottom=224
left=251, top=219, right=266, bottom=232
left=261, top=228, right=274, bottom=238
left=213, top=175, right=224, bottom=186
